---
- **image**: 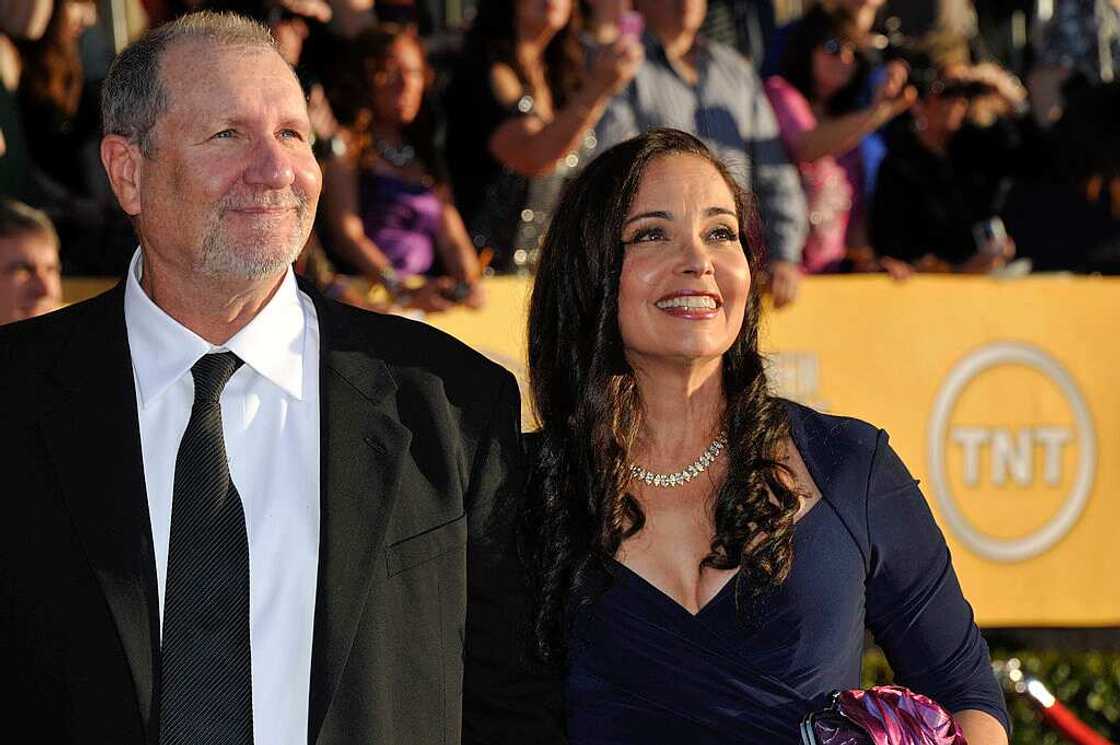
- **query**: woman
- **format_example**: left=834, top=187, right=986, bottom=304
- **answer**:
left=17, top=0, right=97, bottom=197
left=323, top=25, right=483, bottom=311
left=764, top=5, right=913, bottom=274
left=445, top=0, right=641, bottom=272
left=521, top=129, right=1009, bottom=743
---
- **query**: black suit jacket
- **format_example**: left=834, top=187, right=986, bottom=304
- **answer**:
left=0, top=282, right=564, bottom=744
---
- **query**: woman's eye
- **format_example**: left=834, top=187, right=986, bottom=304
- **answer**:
left=625, top=226, right=666, bottom=244
left=707, top=226, right=739, bottom=242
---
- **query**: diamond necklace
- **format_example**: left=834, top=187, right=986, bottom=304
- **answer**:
left=629, top=432, right=728, bottom=488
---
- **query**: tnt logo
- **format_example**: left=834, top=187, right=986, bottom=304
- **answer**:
left=928, top=343, right=1096, bottom=562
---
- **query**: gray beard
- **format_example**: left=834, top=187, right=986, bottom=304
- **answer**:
left=197, top=193, right=313, bottom=280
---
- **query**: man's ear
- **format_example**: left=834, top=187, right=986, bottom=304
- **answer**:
left=100, top=135, right=144, bottom=216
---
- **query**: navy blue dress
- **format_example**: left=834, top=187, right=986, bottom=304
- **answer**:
left=565, top=403, right=1010, bottom=744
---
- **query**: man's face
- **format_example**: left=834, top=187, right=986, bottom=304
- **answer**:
left=635, top=0, right=707, bottom=36
left=133, top=41, right=321, bottom=286
left=0, top=231, right=61, bottom=325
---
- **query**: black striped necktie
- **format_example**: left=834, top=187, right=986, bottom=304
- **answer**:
left=159, top=352, right=253, bottom=745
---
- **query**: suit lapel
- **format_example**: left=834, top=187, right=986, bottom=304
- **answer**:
left=38, top=283, right=161, bottom=739
left=307, top=297, right=411, bottom=745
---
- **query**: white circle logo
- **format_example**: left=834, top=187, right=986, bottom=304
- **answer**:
left=928, top=342, right=1096, bottom=562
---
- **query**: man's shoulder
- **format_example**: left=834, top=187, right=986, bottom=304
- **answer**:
left=318, top=299, right=513, bottom=395
left=0, top=286, right=123, bottom=382
left=702, top=36, right=757, bottom=78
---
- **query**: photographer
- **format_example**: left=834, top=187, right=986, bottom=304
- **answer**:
left=870, top=43, right=1028, bottom=274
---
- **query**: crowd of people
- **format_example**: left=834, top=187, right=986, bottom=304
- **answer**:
left=1, top=0, right=1119, bottom=323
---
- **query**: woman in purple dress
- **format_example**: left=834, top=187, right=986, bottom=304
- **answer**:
left=514, top=129, right=1009, bottom=744
left=323, top=25, right=483, bottom=310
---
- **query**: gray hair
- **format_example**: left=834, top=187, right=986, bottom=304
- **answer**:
left=0, top=199, right=59, bottom=250
left=101, top=11, right=278, bottom=157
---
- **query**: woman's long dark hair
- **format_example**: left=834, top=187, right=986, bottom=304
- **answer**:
left=780, top=5, right=870, bottom=116
left=18, top=0, right=87, bottom=118
left=463, top=0, right=584, bottom=107
left=522, top=129, right=799, bottom=666
left=331, top=25, right=447, bottom=184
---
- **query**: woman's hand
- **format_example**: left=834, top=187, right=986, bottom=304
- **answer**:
left=405, top=277, right=458, bottom=313
left=870, top=61, right=917, bottom=125
left=588, top=37, right=644, bottom=98
left=767, top=260, right=802, bottom=308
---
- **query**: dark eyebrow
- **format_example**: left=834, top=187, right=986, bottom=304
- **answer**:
left=623, top=207, right=737, bottom=226
left=624, top=210, right=671, bottom=225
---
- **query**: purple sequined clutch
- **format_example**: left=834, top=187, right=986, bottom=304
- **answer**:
left=800, top=685, right=968, bottom=745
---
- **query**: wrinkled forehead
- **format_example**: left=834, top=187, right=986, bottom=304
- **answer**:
left=157, top=39, right=303, bottom=116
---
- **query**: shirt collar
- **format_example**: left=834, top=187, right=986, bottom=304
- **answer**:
left=124, top=248, right=309, bottom=407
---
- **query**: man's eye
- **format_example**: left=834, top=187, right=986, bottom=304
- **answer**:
left=212, top=129, right=236, bottom=139
left=625, top=226, right=666, bottom=244
left=280, top=129, right=304, bottom=141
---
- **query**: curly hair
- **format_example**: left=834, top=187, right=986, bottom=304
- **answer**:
left=522, top=128, right=800, bottom=667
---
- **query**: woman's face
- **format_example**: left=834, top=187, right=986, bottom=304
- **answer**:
left=370, top=38, right=426, bottom=128
left=811, top=37, right=857, bottom=102
left=517, top=0, right=572, bottom=35
left=617, top=153, right=751, bottom=371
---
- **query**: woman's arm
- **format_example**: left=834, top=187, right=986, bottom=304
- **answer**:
left=434, top=186, right=481, bottom=282
left=321, top=155, right=394, bottom=277
left=955, top=709, right=1009, bottom=745
left=785, top=62, right=915, bottom=163
left=864, top=431, right=1012, bottom=739
left=434, top=189, right=486, bottom=308
left=488, top=39, right=642, bottom=176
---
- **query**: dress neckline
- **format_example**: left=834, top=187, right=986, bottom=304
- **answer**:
left=610, top=498, right=830, bottom=619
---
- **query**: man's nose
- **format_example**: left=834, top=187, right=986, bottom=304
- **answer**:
left=25, top=268, right=50, bottom=298
left=244, top=136, right=296, bottom=189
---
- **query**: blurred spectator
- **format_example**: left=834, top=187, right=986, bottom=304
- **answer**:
left=700, top=0, right=775, bottom=68
left=1038, top=0, right=1120, bottom=85
left=1029, top=0, right=1120, bottom=127
left=322, top=25, right=484, bottom=311
left=764, top=5, right=914, bottom=274
left=595, top=0, right=808, bottom=307
left=17, top=0, right=98, bottom=197
left=0, top=0, right=52, bottom=199
left=870, top=44, right=1028, bottom=273
left=15, top=0, right=135, bottom=275
left=1002, top=81, right=1120, bottom=273
left=763, top=0, right=886, bottom=78
left=0, top=198, right=61, bottom=324
left=445, top=0, right=642, bottom=272
left=581, top=0, right=628, bottom=45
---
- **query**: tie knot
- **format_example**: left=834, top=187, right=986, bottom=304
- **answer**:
left=191, top=352, right=243, bottom=404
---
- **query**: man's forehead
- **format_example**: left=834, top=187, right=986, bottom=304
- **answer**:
left=159, top=39, right=302, bottom=108
left=0, top=233, right=58, bottom=260
left=155, top=40, right=309, bottom=124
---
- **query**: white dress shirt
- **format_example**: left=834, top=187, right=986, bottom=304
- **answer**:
left=124, top=249, right=321, bottom=745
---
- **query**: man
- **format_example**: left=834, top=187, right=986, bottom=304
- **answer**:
left=595, top=0, right=809, bottom=307
left=0, top=198, right=62, bottom=324
left=0, top=12, right=541, bottom=744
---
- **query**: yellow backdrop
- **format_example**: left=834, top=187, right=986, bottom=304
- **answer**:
left=63, top=275, right=1120, bottom=626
